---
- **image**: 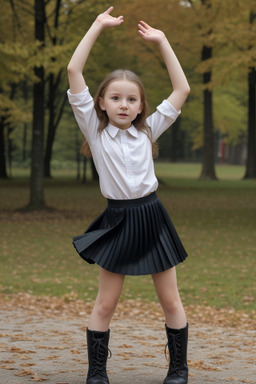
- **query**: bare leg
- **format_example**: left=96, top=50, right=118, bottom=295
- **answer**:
left=88, top=268, right=125, bottom=331
left=152, top=267, right=186, bottom=329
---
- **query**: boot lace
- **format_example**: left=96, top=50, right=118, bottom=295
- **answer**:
left=91, top=335, right=112, bottom=376
left=164, top=333, right=182, bottom=376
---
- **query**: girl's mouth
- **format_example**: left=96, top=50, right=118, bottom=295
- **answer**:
left=118, top=113, right=128, bottom=117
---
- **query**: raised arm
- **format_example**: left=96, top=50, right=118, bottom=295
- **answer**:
left=67, top=6, right=124, bottom=94
left=138, top=21, right=190, bottom=111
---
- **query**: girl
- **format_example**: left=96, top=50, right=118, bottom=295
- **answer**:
left=67, top=6, right=190, bottom=384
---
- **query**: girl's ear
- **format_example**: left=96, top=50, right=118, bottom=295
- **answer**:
left=138, top=102, right=143, bottom=114
left=99, top=97, right=106, bottom=111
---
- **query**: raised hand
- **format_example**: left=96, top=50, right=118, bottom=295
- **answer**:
left=96, top=6, right=124, bottom=30
left=138, top=21, right=166, bottom=44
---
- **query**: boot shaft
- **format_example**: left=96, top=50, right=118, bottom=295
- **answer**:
left=86, top=328, right=110, bottom=381
left=165, top=323, right=188, bottom=369
left=164, top=323, right=188, bottom=383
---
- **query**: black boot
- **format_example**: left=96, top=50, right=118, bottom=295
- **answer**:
left=86, top=328, right=111, bottom=384
left=163, top=323, right=188, bottom=384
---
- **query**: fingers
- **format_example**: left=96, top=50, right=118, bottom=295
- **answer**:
left=116, top=16, right=124, bottom=25
left=138, top=21, right=152, bottom=39
left=102, top=8, right=150, bottom=30
left=138, top=20, right=153, bottom=37
left=138, top=23, right=147, bottom=33
left=139, top=20, right=151, bottom=29
left=105, top=6, right=114, bottom=14
left=104, top=6, right=124, bottom=24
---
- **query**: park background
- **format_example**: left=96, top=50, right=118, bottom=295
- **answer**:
left=0, top=0, right=255, bottom=321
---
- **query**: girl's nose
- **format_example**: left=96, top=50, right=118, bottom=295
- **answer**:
left=120, top=99, right=128, bottom=108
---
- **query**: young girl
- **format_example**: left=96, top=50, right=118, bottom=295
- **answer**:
left=67, top=6, right=190, bottom=384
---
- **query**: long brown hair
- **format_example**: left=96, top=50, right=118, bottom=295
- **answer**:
left=81, top=69, right=158, bottom=158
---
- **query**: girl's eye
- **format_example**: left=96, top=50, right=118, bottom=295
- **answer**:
left=112, top=96, right=119, bottom=101
left=129, top=98, right=136, bottom=102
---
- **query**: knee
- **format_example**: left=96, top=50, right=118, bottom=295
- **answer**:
left=159, top=294, right=181, bottom=315
left=95, top=296, right=118, bottom=319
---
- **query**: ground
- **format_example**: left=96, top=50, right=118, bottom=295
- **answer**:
left=0, top=294, right=255, bottom=384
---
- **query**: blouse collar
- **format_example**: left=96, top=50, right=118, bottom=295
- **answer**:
left=106, top=123, right=138, bottom=139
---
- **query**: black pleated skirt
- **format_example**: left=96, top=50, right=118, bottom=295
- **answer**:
left=73, top=192, right=188, bottom=276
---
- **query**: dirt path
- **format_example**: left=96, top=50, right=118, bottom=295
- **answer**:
left=0, top=294, right=255, bottom=384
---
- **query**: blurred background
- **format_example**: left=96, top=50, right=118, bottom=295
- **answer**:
left=1, top=0, right=256, bottom=209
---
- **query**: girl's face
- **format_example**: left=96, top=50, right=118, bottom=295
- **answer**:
left=99, top=80, right=143, bottom=129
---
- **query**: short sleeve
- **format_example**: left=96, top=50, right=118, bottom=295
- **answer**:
left=67, top=87, right=99, bottom=145
left=146, top=100, right=181, bottom=142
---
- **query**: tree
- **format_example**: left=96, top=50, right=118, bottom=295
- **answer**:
left=28, top=0, right=45, bottom=210
left=207, top=0, right=256, bottom=177
left=200, top=41, right=217, bottom=179
left=189, top=0, right=217, bottom=179
left=208, top=0, right=256, bottom=177
left=245, top=64, right=256, bottom=178
left=0, top=0, right=32, bottom=178
left=244, top=11, right=256, bottom=179
left=44, top=0, right=68, bottom=178
left=0, top=117, right=8, bottom=178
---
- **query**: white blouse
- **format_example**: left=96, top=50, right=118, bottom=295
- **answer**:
left=67, top=87, right=180, bottom=200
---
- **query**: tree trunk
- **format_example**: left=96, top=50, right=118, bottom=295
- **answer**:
left=199, top=44, right=217, bottom=180
left=244, top=12, right=256, bottom=179
left=82, top=157, right=87, bottom=183
left=76, top=148, right=81, bottom=181
left=44, top=80, right=66, bottom=177
left=171, top=119, right=180, bottom=162
left=0, top=117, right=8, bottom=179
left=244, top=67, right=256, bottom=179
left=22, top=82, right=28, bottom=162
left=22, top=123, right=28, bottom=162
left=44, top=0, right=63, bottom=178
left=28, top=0, right=45, bottom=210
left=44, top=74, right=55, bottom=178
left=91, top=158, right=99, bottom=181
left=7, top=125, right=13, bottom=178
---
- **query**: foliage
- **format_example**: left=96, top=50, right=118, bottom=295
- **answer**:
left=0, top=0, right=256, bottom=174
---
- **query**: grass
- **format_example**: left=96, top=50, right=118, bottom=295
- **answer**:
left=0, top=163, right=255, bottom=312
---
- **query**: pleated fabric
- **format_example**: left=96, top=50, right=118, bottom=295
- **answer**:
left=73, top=192, right=188, bottom=276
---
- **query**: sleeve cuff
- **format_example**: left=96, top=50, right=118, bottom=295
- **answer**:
left=157, top=99, right=181, bottom=118
left=67, top=86, right=89, bottom=105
